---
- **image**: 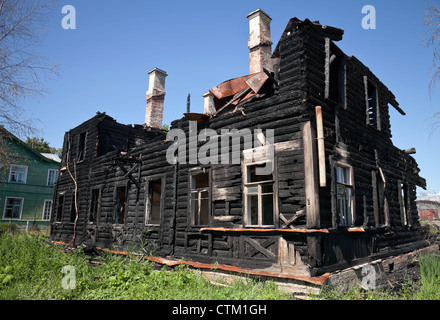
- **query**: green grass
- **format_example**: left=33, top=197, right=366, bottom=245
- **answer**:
left=3, top=231, right=440, bottom=300
left=0, top=233, right=290, bottom=300
left=0, top=223, right=19, bottom=235
left=413, top=252, right=440, bottom=299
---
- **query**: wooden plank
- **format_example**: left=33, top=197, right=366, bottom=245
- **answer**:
left=324, top=37, right=331, bottom=100
left=315, top=106, right=326, bottom=187
left=211, top=186, right=241, bottom=201
left=397, top=180, right=406, bottom=226
left=278, top=236, right=289, bottom=265
left=302, top=121, right=320, bottom=229
left=372, top=170, right=379, bottom=228
left=244, top=237, right=277, bottom=262
left=307, top=235, right=322, bottom=266
left=289, top=243, right=298, bottom=265
left=280, top=209, right=305, bottom=229
left=363, top=75, right=370, bottom=126
left=242, top=140, right=301, bottom=164
left=212, top=215, right=240, bottom=222
left=200, top=227, right=330, bottom=234
left=406, top=184, right=412, bottom=227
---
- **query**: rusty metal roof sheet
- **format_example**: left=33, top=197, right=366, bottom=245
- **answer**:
left=210, top=74, right=255, bottom=100
left=245, top=71, right=269, bottom=93
left=209, top=71, right=270, bottom=115
left=183, top=113, right=210, bottom=123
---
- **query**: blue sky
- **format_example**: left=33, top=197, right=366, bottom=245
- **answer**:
left=21, top=0, right=440, bottom=194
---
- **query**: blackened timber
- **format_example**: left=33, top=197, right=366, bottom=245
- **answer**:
left=303, top=121, right=320, bottom=229
left=51, top=14, right=429, bottom=282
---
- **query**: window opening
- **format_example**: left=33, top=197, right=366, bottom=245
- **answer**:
left=336, top=165, right=354, bottom=226
left=190, top=172, right=210, bottom=226
left=244, top=163, right=274, bottom=227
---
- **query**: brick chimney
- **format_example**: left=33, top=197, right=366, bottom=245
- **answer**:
left=145, top=68, right=167, bottom=129
left=247, top=9, right=273, bottom=74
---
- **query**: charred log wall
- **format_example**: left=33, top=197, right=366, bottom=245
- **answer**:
left=300, top=24, right=429, bottom=270
left=51, top=114, right=172, bottom=255
left=50, top=21, right=430, bottom=275
left=169, top=28, right=312, bottom=266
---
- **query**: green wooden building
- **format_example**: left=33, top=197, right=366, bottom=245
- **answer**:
left=0, top=128, right=60, bottom=230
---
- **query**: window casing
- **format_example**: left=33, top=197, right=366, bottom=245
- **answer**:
left=47, top=169, right=59, bottom=186
left=9, top=165, right=28, bottom=184
left=42, top=200, right=52, bottom=221
left=399, top=182, right=409, bottom=226
left=335, top=165, right=354, bottom=226
left=373, top=171, right=386, bottom=226
left=365, top=77, right=380, bottom=130
left=77, top=131, right=87, bottom=162
left=114, top=186, right=127, bottom=224
left=244, top=162, right=275, bottom=227
left=189, top=171, right=210, bottom=226
left=145, top=178, right=163, bottom=225
left=3, top=197, right=24, bottom=219
left=89, top=188, right=100, bottom=223
left=56, top=195, right=64, bottom=222
left=325, top=39, right=346, bottom=107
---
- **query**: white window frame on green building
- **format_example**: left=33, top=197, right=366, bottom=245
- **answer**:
left=42, top=199, right=53, bottom=221
left=3, top=197, right=24, bottom=220
left=8, top=165, right=28, bottom=184
left=47, top=169, right=59, bottom=186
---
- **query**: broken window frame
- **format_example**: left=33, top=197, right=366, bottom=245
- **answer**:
left=55, top=194, right=65, bottom=222
left=243, top=160, right=275, bottom=228
left=8, top=164, right=28, bottom=184
left=77, top=131, right=87, bottom=163
left=335, top=164, right=355, bottom=227
left=364, top=76, right=381, bottom=131
left=145, top=175, right=165, bottom=226
left=89, top=187, right=101, bottom=224
left=3, top=197, right=24, bottom=220
left=398, top=180, right=410, bottom=226
left=372, top=170, right=386, bottom=227
left=189, top=169, right=211, bottom=227
left=113, top=184, right=128, bottom=225
left=371, top=168, right=388, bottom=227
left=325, top=38, right=347, bottom=108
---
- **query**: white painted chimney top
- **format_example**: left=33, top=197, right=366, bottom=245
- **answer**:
left=147, top=67, right=168, bottom=96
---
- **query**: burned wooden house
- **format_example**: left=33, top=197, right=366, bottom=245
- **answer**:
left=51, top=9, right=433, bottom=282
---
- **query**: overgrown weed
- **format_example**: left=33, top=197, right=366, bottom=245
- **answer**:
left=0, top=233, right=289, bottom=300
